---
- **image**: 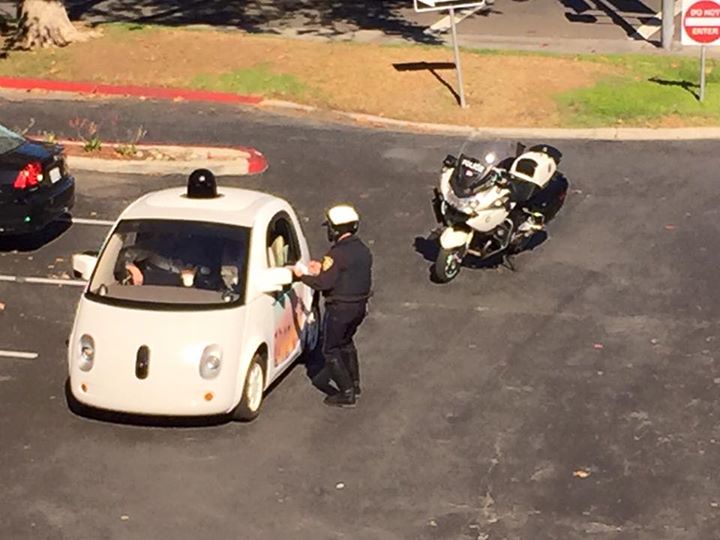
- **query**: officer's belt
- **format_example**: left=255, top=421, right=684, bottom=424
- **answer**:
left=325, top=293, right=372, bottom=304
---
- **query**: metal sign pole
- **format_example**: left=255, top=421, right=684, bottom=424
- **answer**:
left=661, top=0, right=675, bottom=50
left=700, top=45, right=707, bottom=101
left=449, top=7, right=467, bottom=108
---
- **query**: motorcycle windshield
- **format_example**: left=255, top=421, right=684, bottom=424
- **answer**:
left=449, top=156, right=496, bottom=197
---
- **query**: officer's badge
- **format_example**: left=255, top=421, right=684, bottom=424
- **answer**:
left=322, top=256, right=334, bottom=271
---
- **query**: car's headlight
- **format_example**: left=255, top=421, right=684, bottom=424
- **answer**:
left=199, top=345, right=223, bottom=379
left=78, top=334, right=95, bottom=372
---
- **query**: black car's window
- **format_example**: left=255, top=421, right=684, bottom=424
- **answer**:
left=0, top=125, right=24, bottom=155
left=88, top=219, right=251, bottom=308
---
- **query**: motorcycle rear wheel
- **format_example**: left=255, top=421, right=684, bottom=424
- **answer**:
left=432, top=248, right=463, bottom=283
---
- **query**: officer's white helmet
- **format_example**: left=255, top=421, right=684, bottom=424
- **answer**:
left=324, top=204, right=359, bottom=241
left=327, top=205, right=359, bottom=226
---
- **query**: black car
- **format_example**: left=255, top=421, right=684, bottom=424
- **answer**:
left=0, top=124, right=75, bottom=235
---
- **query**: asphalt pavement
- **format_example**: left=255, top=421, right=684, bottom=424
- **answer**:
left=1, top=97, right=720, bottom=539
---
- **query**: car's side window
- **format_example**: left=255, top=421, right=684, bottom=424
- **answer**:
left=266, top=213, right=301, bottom=268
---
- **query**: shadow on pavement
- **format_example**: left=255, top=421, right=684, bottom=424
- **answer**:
left=413, top=229, right=549, bottom=278
left=0, top=219, right=72, bottom=253
left=558, top=0, right=659, bottom=45
left=300, top=329, right=338, bottom=397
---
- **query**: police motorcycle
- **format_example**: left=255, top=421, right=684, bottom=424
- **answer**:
left=430, top=143, right=569, bottom=283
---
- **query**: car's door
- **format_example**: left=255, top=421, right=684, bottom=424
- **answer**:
left=265, top=211, right=307, bottom=379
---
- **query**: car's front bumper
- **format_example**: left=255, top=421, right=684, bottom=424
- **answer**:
left=68, top=371, right=238, bottom=417
left=0, top=175, right=75, bottom=235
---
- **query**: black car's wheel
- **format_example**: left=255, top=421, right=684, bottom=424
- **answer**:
left=432, top=248, right=463, bottom=283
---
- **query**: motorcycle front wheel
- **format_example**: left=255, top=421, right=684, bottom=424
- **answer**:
left=432, top=248, right=463, bottom=283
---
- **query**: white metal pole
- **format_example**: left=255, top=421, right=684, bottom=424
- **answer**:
left=449, top=7, right=467, bottom=108
left=700, top=45, right=707, bottom=102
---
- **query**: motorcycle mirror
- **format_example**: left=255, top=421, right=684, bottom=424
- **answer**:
left=515, top=142, right=526, bottom=156
left=484, top=152, right=496, bottom=164
left=443, top=154, right=457, bottom=168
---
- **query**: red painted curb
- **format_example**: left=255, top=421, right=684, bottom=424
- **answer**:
left=0, top=76, right=263, bottom=105
left=246, top=148, right=269, bottom=175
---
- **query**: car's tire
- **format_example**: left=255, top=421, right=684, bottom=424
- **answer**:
left=231, top=353, right=266, bottom=422
left=432, top=248, right=463, bottom=283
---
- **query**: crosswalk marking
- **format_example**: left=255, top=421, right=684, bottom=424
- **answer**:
left=636, top=1, right=684, bottom=40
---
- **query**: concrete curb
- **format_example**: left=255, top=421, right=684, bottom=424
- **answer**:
left=3, top=77, right=720, bottom=141
left=334, top=112, right=720, bottom=141
left=55, top=140, right=268, bottom=176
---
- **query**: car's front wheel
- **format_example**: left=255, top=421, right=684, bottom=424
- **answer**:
left=231, top=354, right=265, bottom=422
left=432, top=248, right=463, bottom=283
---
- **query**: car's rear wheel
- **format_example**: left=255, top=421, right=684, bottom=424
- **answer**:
left=231, top=354, right=265, bottom=422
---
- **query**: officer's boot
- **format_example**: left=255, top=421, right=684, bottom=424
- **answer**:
left=341, top=345, right=361, bottom=397
left=324, top=355, right=356, bottom=408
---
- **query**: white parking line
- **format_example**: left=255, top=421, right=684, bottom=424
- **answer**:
left=0, top=275, right=86, bottom=287
left=0, top=350, right=38, bottom=360
left=66, top=217, right=114, bottom=226
left=635, top=1, right=683, bottom=40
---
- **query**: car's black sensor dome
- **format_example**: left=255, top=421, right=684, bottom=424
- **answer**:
left=187, top=168, right=218, bottom=199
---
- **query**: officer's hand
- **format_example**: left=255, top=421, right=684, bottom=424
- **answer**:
left=308, top=260, right=322, bottom=275
left=124, top=263, right=144, bottom=286
left=292, top=262, right=306, bottom=278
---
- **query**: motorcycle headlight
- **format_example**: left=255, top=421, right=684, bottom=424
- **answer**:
left=199, top=345, right=223, bottom=379
left=78, top=334, right=95, bottom=372
left=455, top=199, right=475, bottom=213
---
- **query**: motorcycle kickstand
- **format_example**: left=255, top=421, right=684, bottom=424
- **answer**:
left=503, top=253, right=518, bottom=272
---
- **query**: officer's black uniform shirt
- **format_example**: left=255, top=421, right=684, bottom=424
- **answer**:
left=300, top=235, right=372, bottom=304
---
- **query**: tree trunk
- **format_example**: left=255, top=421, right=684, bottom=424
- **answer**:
left=15, top=0, right=91, bottom=49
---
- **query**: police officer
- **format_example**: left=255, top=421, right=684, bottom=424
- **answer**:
left=293, top=204, right=373, bottom=408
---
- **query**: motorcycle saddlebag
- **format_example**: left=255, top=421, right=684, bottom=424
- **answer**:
left=526, top=174, right=569, bottom=218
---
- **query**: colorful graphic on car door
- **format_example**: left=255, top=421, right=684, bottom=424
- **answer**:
left=273, top=288, right=307, bottom=367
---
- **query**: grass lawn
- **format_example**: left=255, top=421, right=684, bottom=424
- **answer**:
left=558, top=54, right=720, bottom=127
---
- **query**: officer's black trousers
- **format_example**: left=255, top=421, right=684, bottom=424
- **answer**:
left=322, top=302, right=366, bottom=393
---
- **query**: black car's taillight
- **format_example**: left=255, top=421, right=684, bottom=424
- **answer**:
left=13, top=161, right=42, bottom=190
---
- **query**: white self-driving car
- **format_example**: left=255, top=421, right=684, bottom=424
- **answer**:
left=67, top=174, right=318, bottom=421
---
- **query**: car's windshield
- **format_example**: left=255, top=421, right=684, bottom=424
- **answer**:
left=88, top=219, right=251, bottom=308
left=0, top=124, right=25, bottom=155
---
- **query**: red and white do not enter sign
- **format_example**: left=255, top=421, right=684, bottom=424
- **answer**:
left=682, top=0, right=720, bottom=45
